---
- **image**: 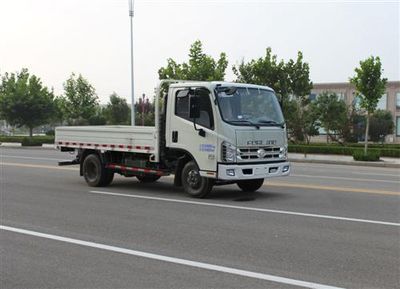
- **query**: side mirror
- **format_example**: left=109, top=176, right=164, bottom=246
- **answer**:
left=189, top=95, right=200, bottom=119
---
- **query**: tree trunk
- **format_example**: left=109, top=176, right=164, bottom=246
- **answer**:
left=364, top=112, right=370, bottom=155
left=326, top=129, right=329, bottom=144
left=304, top=130, right=309, bottom=158
left=29, top=127, right=33, bottom=138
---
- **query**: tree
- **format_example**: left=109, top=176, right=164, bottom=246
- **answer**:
left=302, top=102, right=320, bottom=144
left=104, top=92, right=130, bottom=125
left=158, top=40, right=228, bottom=81
left=233, top=48, right=314, bottom=142
left=0, top=69, right=56, bottom=137
left=285, top=100, right=319, bottom=144
left=315, top=92, right=347, bottom=142
left=88, top=106, right=107, bottom=125
left=233, top=47, right=290, bottom=100
left=350, top=56, right=387, bottom=153
left=286, top=51, right=313, bottom=102
left=134, top=94, right=154, bottom=126
left=285, top=52, right=314, bottom=143
left=61, top=73, right=99, bottom=125
left=52, top=96, right=65, bottom=124
left=337, top=105, right=359, bottom=144
left=369, top=110, right=394, bottom=142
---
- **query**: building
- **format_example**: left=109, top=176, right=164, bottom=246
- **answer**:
left=310, top=81, right=400, bottom=143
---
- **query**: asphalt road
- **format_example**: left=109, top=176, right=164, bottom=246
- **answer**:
left=1, top=147, right=399, bottom=289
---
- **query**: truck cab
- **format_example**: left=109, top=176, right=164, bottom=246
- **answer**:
left=56, top=80, right=290, bottom=198
left=160, top=81, right=290, bottom=196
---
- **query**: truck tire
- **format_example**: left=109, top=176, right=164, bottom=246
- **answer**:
left=237, top=178, right=264, bottom=192
left=181, top=161, right=213, bottom=198
left=136, top=175, right=161, bottom=183
left=103, top=171, right=114, bottom=186
left=82, top=154, right=114, bottom=187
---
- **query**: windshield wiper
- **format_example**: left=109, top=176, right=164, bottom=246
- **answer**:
left=229, top=120, right=260, bottom=129
left=258, top=120, right=285, bottom=128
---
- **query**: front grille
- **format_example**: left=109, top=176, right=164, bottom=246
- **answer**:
left=238, top=146, right=282, bottom=161
left=222, top=145, right=227, bottom=161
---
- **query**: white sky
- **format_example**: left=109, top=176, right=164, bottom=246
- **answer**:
left=0, top=0, right=399, bottom=104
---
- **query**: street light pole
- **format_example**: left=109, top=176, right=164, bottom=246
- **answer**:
left=129, top=0, right=135, bottom=125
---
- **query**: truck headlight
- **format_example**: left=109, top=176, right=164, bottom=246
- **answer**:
left=222, top=141, right=237, bottom=162
left=279, top=146, right=288, bottom=160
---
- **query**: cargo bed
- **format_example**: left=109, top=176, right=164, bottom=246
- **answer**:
left=55, top=125, right=157, bottom=155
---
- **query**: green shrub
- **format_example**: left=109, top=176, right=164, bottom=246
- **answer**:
left=21, top=136, right=54, bottom=146
left=0, top=135, right=54, bottom=146
left=292, top=142, right=400, bottom=149
left=379, top=149, right=400, bottom=158
left=288, top=145, right=399, bottom=158
left=352, top=150, right=380, bottom=161
left=289, top=145, right=354, bottom=155
left=0, top=136, right=25, bottom=143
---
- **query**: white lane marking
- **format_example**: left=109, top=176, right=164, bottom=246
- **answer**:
left=291, top=174, right=399, bottom=184
left=1, top=155, right=64, bottom=161
left=0, top=225, right=343, bottom=289
left=1, top=162, right=78, bottom=171
left=292, top=163, right=399, bottom=172
left=351, top=171, right=400, bottom=178
left=292, top=168, right=399, bottom=179
left=90, top=190, right=400, bottom=227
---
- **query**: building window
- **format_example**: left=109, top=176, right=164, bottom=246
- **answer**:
left=396, top=92, right=400, bottom=108
left=353, top=95, right=362, bottom=109
left=397, top=117, right=400, bottom=136
left=318, top=127, right=327, bottom=134
left=336, top=92, right=345, bottom=101
left=309, top=93, right=317, bottom=101
left=377, top=93, right=387, bottom=110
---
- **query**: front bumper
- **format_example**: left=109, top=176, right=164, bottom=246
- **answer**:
left=218, top=161, right=290, bottom=180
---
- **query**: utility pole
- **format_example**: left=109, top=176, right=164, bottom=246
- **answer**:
left=129, top=0, right=135, bottom=125
left=141, top=93, right=145, bottom=126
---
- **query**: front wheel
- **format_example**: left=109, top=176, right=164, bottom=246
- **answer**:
left=237, top=178, right=264, bottom=192
left=181, top=161, right=213, bottom=198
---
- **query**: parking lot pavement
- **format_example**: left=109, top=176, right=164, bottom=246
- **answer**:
left=1, top=147, right=399, bottom=288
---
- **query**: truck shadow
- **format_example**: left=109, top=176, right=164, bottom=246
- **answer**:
left=211, top=187, right=286, bottom=202
left=109, top=177, right=290, bottom=202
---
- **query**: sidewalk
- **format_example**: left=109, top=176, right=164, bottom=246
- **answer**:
left=289, top=153, right=400, bottom=168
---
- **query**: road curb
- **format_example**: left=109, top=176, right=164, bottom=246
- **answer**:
left=41, top=143, right=56, bottom=149
left=0, top=143, right=55, bottom=150
left=289, top=158, right=400, bottom=168
left=0, top=142, right=22, bottom=147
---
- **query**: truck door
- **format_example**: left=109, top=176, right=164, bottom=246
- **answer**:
left=166, top=87, right=218, bottom=174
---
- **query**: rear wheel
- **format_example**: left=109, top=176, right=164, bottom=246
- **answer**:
left=181, top=161, right=213, bottom=198
left=103, top=171, right=114, bottom=186
left=237, top=178, right=264, bottom=192
left=136, top=175, right=161, bottom=183
left=82, top=154, right=114, bottom=187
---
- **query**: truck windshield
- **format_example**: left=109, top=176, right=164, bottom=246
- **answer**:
left=216, top=87, right=284, bottom=127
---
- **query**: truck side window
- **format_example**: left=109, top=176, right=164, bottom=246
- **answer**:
left=176, top=90, right=190, bottom=120
left=175, top=89, right=214, bottom=130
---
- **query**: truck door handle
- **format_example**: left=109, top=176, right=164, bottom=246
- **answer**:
left=172, top=131, right=178, bottom=143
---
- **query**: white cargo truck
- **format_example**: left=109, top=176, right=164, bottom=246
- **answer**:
left=55, top=80, right=290, bottom=198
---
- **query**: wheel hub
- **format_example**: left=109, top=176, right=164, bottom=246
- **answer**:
left=187, top=170, right=200, bottom=187
left=86, top=161, right=97, bottom=181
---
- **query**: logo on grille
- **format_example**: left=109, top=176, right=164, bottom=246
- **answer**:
left=257, top=148, right=267, bottom=158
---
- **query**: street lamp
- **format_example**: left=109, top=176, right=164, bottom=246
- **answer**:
left=129, top=0, right=135, bottom=125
